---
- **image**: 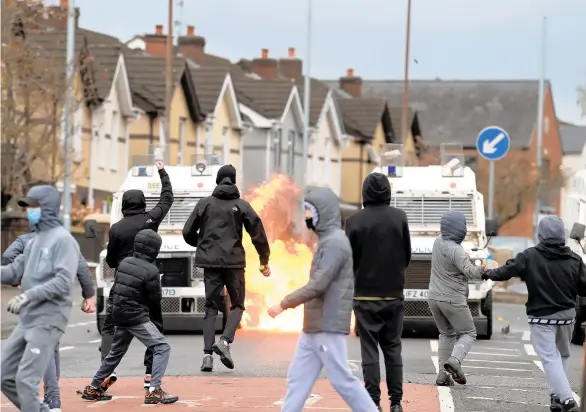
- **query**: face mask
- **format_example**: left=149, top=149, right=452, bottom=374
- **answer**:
left=26, top=208, right=42, bottom=225
left=305, top=217, right=315, bottom=231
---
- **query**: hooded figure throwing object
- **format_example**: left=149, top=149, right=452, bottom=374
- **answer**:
left=81, top=229, right=178, bottom=405
left=345, top=173, right=411, bottom=412
left=101, top=161, right=173, bottom=391
left=268, top=187, right=379, bottom=412
left=428, top=210, right=484, bottom=386
left=483, top=216, right=586, bottom=412
left=1, top=186, right=80, bottom=412
left=182, top=164, right=271, bottom=372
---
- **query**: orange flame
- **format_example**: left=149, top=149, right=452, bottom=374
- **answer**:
left=240, top=175, right=313, bottom=331
left=240, top=175, right=356, bottom=333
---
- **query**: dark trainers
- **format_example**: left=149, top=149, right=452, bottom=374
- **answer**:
left=143, top=374, right=151, bottom=389
left=201, top=354, right=213, bottom=372
left=444, top=356, right=466, bottom=384
left=561, top=399, right=579, bottom=412
left=80, top=385, right=113, bottom=401
left=436, top=370, right=454, bottom=386
left=550, top=395, right=563, bottom=412
left=45, top=396, right=61, bottom=412
left=144, top=387, right=179, bottom=404
left=391, top=405, right=403, bottom=412
left=212, top=340, right=234, bottom=369
left=100, top=373, right=117, bottom=392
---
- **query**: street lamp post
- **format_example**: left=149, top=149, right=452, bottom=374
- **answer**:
left=301, top=0, right=313, bottom=188
left=533, top=17, right=547, bottom=240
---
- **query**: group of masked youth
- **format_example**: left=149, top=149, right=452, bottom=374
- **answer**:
left=2, top=164, right=586, bottom=412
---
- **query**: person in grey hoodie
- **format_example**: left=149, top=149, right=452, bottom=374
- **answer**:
left=428, top=210, right=484, bottom=386
left=267, top=187, right=378, bottom=412
left=483, top=216, right=586, bottom=412
left=2, top=225, right=96, bottom=412
left=0, top=185, right=80, bottom=412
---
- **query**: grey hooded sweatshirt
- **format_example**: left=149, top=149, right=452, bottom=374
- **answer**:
left=280, top=187, right=354, bottom=334
left=1, top=186, right=80, bottom=332
left=2, top=229, right=95, bottom=299
left=428, top=211, right=483, bottom=305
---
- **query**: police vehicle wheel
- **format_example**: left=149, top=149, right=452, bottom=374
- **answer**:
left=478, top=291, right=493, bottom=340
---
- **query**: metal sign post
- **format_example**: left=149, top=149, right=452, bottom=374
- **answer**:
left=476, top=126, right=511, bottom=220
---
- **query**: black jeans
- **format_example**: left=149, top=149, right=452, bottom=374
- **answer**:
left=202, top=268, right=245, bottom=354
left=354, top=299, right=404, bottom=406
left=101, top=289, right=162, bottom=375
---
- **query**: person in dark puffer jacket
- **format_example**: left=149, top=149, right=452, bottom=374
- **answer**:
left=81, top=230, right=178, bottom=405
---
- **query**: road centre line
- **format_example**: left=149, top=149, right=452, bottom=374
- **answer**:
left=524, top=344, right=537, bottom=356
left=463, top=365, right=533, bottom=372
left=522, top=331, right=531, bottom=341
left=465, top=359, right=531, bottom=365
left=466, top=351, right=519, bottom=357
left=59, top=346, right=74, bottom=352
left=473, top=346, right=520, bottom=352
left=533, top=361, right=581, bottom=405
left=431, top=356, right=456, bottom=412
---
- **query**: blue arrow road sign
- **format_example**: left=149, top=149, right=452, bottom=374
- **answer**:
left=476, top=126, right=511, bottom=161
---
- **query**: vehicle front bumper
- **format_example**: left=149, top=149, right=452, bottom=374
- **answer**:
left=402, top=316, right=489, bottom=337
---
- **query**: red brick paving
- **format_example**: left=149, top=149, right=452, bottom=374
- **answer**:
left=1, top=376, right=439, bottom=411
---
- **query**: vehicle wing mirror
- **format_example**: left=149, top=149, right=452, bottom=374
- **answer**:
left=485, top=219, right=499, bottom=237
left=570, top=222, right=586, bottom=242
left=84, top=219, right=97, bottom=239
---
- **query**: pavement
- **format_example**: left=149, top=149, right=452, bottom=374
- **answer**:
left=1, top=284, right=584, bottom=411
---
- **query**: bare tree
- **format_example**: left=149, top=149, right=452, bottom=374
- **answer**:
left=476, top=156, right=565, bottom=226
left=1, top=0, right=86, bottom=209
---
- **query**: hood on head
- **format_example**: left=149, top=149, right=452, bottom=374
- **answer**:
left=362, top=173, right=391, bottom=207
left=440, top=210, right=467, bottom=244
left=538, top=215, right=566, bottom=245
left=121, top=190, right=146, bottom=216
left=216, top=164, right=237, bottom=185
left=304, top=187, right=341, bottom=234
left=133, top=229, right=162, bottom=262
left=20, top=185, right=62, bottom=231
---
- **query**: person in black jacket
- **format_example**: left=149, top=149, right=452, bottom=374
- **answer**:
left=345, top=173, right=411, bottom=412
left=81, top=229, right=178, bottom=405
left=183, top=164, right=271, bottom=372
left=100, top=160, right=173, bottom=391
left=483, top=216, right=586, bottom=412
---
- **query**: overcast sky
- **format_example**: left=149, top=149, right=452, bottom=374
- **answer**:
left=65, top=0, right=586, bottom=125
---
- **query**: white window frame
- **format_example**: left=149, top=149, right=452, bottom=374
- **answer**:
left=73, top=106, right=83, bottom=162
left=178, top=117, right=186, bottom=165
left=110, top=111, right=119, bottom=171
left=324, top=137, right=332, bottom=183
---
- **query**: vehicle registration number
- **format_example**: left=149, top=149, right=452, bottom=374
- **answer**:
left=162, top=288, right=178, bottom=297
left=404, top=289, right=429, bottom=299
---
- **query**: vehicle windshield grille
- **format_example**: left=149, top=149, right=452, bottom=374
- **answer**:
left=392, top=197, right=475, bottom=227
left=144, top=197, right=200, bottom=226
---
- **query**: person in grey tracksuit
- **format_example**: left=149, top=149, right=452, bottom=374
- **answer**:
left=483, top=216, right=586, bottom=412
left=267, top=187, right=379, bottom=412
left=2, top=228, right=96, bottom=411
left=428, top=210, right=483, bottom=386
left=1, top=185, right=80, bottom=412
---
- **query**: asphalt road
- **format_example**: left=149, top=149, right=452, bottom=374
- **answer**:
left=1, top=285, right=584, bottom=411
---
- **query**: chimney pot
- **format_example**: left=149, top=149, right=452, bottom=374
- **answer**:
left=155, top=24, right=163, bottom=35
left=347, top=68, right=354, bottom=78
left=186, top=25, right=195, bottom=36
left=261, top=48, right=269, bottom=59
left=288, top=47, right=295, bottom=58
left=60, top=0, right=68, bottom=7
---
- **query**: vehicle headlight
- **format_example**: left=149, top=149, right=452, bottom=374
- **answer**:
left=473, top=258, right=486, bottom=267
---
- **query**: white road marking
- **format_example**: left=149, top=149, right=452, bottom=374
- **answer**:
left=465, top=396, right=538, bottom=406
left=524, top=344, right=537, bottom=356
left=484, top=339, right=522, bottom=345
left=476, top=386, right=543, bottom=393
left=533, top=361, right=581, bottom=405
left=465, top=359, right=531, bottom=365
left=273, top=394, right=323, bottom=406
left=522, top=331, right=531, bottom=341
left=473, top=346, right=520, bottom=352
left=463, top=365, right=533, bottom=372
left=467, top=351, right=519, bottom=357
left=68, top=321, right=94, bottom=328
left=431, top=356, right=455, bottom=412
left=59, top=346, right=74, bottom=352
left=475, top=375, right=535, bottom=380
left=430, top=340, right=439, bottom=352
left=89, top=339, right=101, bottom=343
left=438, top=387, right=455, bottom=412
left=87, top=396, right=141, bottom=407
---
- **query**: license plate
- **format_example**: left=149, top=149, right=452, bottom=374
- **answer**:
left=162, top=288, right=178, bottom=297
left=404, top=289, right=429, bottom=299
